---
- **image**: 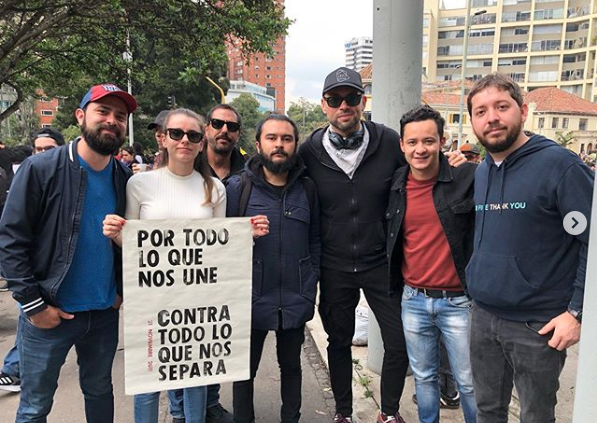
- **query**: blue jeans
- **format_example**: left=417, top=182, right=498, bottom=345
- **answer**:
left=16, top=307, right=119, bottom=423
left=470, top=305, right=566, bottom=423
left=2, top=342, right=19, bottom=378
left=401, top=286, right=477, bottom=423
left=170, top=385, right=218, bottom=418
left=135, top=387, right=206, bottom=423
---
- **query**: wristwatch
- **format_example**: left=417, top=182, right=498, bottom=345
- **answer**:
left=567, top=307, right=583, bottom=324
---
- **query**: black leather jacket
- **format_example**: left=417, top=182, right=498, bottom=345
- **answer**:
left=386, top=155, right=476, bottom=297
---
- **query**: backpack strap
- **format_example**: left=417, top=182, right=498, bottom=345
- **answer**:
left=238, top=172, right=253, bottom=216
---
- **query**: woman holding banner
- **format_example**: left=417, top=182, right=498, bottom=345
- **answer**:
left=103, top=108, right=268, bottom=423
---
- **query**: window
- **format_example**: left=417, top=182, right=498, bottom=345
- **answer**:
left=41, top=110, right=53, bottom=116
left=579, top=119, right=588, bottom=131
left=563, top=118, right=569, bottom=129
left=551, top=118, right=559, bottom=129
left=538, top=117, right=545, bottom=129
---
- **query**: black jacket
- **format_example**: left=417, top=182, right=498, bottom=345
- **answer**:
left=386, top=155, right=476, bottom=297
left=226, top=155, right=321, bottom=331
left=299, top=121, right=406, bottom=272
left=0, top=139, right=130, bottom=316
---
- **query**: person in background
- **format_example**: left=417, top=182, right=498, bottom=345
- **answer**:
left=459, top=143, right=482, bottom=163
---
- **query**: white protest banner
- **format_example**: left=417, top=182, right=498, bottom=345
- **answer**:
left=122, top=217, right=253, bottom=395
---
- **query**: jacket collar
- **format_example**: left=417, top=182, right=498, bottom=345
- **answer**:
left=245, top=153, right=306, bottom=190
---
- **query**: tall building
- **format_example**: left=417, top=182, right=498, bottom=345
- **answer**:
left=423, top=0, right=597, bottom=102
left=345, top=37, right=374, bottom=71
left=226, top=0, right=286, bottom=113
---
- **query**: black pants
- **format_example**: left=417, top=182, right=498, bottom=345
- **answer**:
left=233, top=325, right=305, bottom=423
left=319, top=264, right=409, bottom=416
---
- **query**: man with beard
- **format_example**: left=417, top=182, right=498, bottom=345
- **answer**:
left=0, top=84, right=136, bottom=423
left=466, top=73, right=593, bottom=423
left=204, top=104, right=245, bottom=184
left=298, top=66, right=411, bottom=423
left=226, top=114, right=320, bottom=423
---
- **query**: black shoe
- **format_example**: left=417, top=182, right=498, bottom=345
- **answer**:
left=172, top=419, right=185, bottom=423
left=206, top=403, right=234, bottom=423
left=439, top=392, right=460, bottom=409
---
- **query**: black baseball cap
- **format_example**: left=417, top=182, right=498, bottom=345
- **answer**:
left=147, top=110, right=169, bottom=130
left=322, top=67, right=364, bottom=95
left=32, top=127, right=65, bottom=146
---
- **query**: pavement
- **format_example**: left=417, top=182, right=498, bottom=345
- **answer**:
left=0, top=288, right=579, bottom=422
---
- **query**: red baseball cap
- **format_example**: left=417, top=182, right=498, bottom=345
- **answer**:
left=79, top=84, right=137, bottom=114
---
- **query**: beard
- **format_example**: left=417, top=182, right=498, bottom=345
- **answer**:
left=329, top=111, right=362, bottom=135
left=476, top=121, right=522, bottom=154
left=208, top=134, right=237, bottom=155
left=82, top=120, right=125, bottom=156
left=258, top=149, right=297, bottom=174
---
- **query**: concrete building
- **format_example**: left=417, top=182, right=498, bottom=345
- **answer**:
left=345, top=37, right=374, bottom=71
left=423, top=0, right=597, bottom=102
left=226, top=0, right=286, bottom=113
left=226, top=80, right=276, bottom=113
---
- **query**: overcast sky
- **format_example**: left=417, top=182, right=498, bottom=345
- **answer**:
left=284, top=0, right=463, bottom=109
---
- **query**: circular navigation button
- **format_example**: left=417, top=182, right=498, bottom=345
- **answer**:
left=563, top=211, right=587, bottom=236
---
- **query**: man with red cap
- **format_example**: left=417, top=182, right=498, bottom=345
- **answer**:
left=0, top=84, right=136, bottom=423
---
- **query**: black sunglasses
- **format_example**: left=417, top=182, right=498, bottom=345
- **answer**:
left=166, top=128, right=203, bottom=144
left=210, top=118, right=240, bottom=133
left=323, top=93, right=362, bottom=108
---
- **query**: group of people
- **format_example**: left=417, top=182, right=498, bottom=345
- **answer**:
left=0, top=66, right=592, bottom=423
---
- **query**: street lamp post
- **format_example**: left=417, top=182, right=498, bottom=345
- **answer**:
left=457, top=2, right=486, bottom=148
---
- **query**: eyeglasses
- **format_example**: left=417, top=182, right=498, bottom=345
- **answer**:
left=323, top=93, right=362, bottom=108
left=166, top=128, right=203, bottom=144
left=209, top=118, right=240, bottom=133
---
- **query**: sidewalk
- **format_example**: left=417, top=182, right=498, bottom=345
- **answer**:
left=306, top=304, right=579, bottom=423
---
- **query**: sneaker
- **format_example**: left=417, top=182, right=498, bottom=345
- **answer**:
left=377, top=412, right=397, bottom=422
left=0, top=277, right=8, bottom=292
left=205, top=403, right=234, bottom=423
left=439, top=392, right=460, bottom=409
left=394, top=412, right=407, bottom=423
left=333, top=413, right=353, bottom=423
left=0, top=372, right=20, bottom=392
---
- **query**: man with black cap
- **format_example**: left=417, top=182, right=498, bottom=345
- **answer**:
left=147, top=110, right=169, bottom=169
left=299, top=67, right=410, bottom=423
left=0, top=83, right=136, bottom=423
left=31, top=127, right=65, bottom=154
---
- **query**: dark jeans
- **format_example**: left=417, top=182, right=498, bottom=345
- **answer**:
left=319, top=264, right=409, bottom=416
left=16, top=307, right=119, bottom=423
left=233, top=325, right=305, bottom=423
left=470, top=305, right=567, bottom=423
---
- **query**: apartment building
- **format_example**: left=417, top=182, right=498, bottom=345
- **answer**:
left=424, top=0, right=597, bottom=102
left=226, top=0, right=286, bottom=113
left=345, top=37, right=374, bottom=71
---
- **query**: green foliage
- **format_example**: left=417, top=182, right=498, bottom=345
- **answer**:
left=0, top=0, right=291, bottom=128
left=230, top=93, right=266, bottom=155
left=555, top=131, right=576, bottom=148
left=287, top=99, right=328, bottom=141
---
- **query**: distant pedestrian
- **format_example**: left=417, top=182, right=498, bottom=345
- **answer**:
left=0, top=84, right=136, bottom=423
left=466, top=72, right=593, bottom=423
left=227, top=114, right=320, bottom=423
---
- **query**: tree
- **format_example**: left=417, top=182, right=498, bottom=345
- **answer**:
left=0, top=0, right=290, bottom=124
left=287, top=99, right=328, bottom=141
left=230, top=93, right=265, bottom=155
left=555, top=131, right=576, bottom=149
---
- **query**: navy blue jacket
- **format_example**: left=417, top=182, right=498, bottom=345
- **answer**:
left=226, top=155, right=321, bottom=331
left=466, top=135, right=593, bottom=322
left=0, top=139, right=130, bottom=316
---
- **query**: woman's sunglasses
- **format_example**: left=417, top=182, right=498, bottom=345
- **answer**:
left=166, top=128, right=203, bottom=144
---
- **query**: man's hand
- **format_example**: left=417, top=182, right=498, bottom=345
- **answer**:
left=102, top=214, right=125, bottom=247
left=445, top=150, right=467, bottom=167
left=112, top=294, right=123, bottom=310
left=29, top=305, right=74, bottom=329
left=538, top=311, right=581, bottom=351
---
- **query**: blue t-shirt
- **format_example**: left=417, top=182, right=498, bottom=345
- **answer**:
left=57, top=156, right=117, bottom=312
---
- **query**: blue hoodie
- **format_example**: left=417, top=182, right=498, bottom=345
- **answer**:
left=466, top=135, right=593, bottom=322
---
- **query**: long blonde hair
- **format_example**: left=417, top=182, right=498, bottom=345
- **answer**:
left=162, top=108, right=215, bottom=205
